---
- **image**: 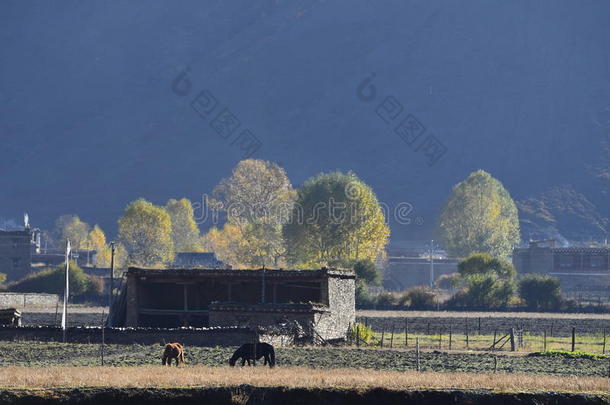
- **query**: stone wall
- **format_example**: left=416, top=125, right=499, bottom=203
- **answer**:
left=0, top=325, right=270, bottom=347
left=315, top=276, right=355, bottom=341
left=0, top=293, right=59, bottom=308
left=209, top=307, right=317, bottom=331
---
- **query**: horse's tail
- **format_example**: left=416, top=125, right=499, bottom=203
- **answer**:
left=268, top=345, right=276, bottom=367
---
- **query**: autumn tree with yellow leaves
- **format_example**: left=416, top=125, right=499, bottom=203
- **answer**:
left=438, top=170, right=520, bottom=258
left=283, top=171, right=390, bottom=267
left=118, top=199, right=174, bottom=267
left=165, top=198, right=203, bottom=252
left=204, top=159, right=295, bottom=268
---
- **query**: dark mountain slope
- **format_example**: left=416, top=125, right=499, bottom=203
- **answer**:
left=1, top=0, right=609, bottom=241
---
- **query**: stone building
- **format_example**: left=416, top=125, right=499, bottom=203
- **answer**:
left=116, top=267, right=355, bottom=341
left=0, top=228, right=40, bottom=281
left=513, top=240, right=610, bottom=289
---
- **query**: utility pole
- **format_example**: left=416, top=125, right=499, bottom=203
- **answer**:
left=429, top=240, right=435, bottom=288
left=109, top=241, right=116, bottom=308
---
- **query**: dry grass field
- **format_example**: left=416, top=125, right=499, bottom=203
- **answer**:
left=0, top=366, right=608, bottom=393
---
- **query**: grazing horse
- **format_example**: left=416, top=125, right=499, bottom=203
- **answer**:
left=162, top=342, right=185, bottom=366
left=229, top=342, right=275, bottom=368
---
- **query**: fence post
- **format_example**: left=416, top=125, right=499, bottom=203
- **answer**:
left=571, top=327, right=576, bottom=352
left=356, top=324, right=360, bottom=348
left=390, top=326, right=395, bottom=348
left=416, top=337, right=420, bottom=372
left=449, top=326, right=452, bottom=351
left=543, top=330, right=547, bottom=352
left=438, top=330, right=442, bottom=350
left=405, top=318, right=409, bottom=347
left=466, top=329, right=470, bottom=350
left=493, top=355, right=498, bottom=373
left=380, top=327, right=385, bottom=348
left=603, top=329, right=606, bottom=355
left=100, top=310, right=105, bottom=366
left=509, top=328, right=516, bottom=352
left=478, top=317, right=481, bottom=335
left=253, top=333, right=258, bottom=366
left=347, top=322, right=352, bottom=346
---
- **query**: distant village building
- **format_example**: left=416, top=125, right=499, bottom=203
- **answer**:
left=173, top=252, right=225, bottom=268
left=0, top=225, right=40, bottom=281
left=384, top=257, right=458, bottom=290
left=32, top=249, right=96, bottom=268
left=111, top=267, right=355, bottom=342
left=513, top=240, right=610, bottom=289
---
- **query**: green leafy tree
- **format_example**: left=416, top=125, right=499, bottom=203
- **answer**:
left=210, top=159, right=295, bottom=267
left=165, top=198, right=203, bottom=252
left=54, top=215, right=91, bottom=250
left=283, top=171, right=389, bottom=267
left=519, top=273, right=562, bottom=310
left=118, top=199, right=174, bottom=267
left=375, top=291, right=398, bottom=307
left=438, top=170, right=520, bottom=258
left=452, top=253, right=517, bottom=308
left=399, top=286, right=436, bottom=309
left=353, top=259, right=381, bottom=287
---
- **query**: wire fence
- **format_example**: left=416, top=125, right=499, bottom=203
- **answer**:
left=350, top=320, right=609, bottom=354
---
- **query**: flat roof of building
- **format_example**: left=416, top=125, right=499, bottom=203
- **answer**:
left=127, top=267, right=355, bottom=279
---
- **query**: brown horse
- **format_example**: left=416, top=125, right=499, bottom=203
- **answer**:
left=162, top=343, right=185, bottom=366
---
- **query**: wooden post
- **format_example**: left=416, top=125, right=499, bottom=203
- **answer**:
left=449, top=326, right=452, bottom=351
left=54, top=300, right=59, bottom=326
left=493, top=355, right=498, bottom=373
left=380, top=327, right=385, bottom=348
left=100, top=310, right=105, bottom=366
left=253, top=335, right=257, bottom=366
left=405, top=319, right=409, bottom=347
left=356, top=325, right=360, bottom=348
left=416, top=337, right=420, bottom=372
left=347, top=322, right=352, bottom=346
left=603, top=329, right=606, bottom=355
left=390, top=326, right=395, bottom=348
left=438, top=330, right=442, bottom=350
left=543, top=330, right=547, bottom=351
left=478, top=317, right=481, bottom=335
left=571, top=327, right=576, bottom=352
left=509, top=328, right=516, bottom=352
left=466, top=329, right=470, bottom=350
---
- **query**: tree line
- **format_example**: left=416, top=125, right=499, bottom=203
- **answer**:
left=43, top=159, right=391, bottom=270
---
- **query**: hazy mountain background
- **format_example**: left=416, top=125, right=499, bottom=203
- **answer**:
left=1, top=0, right=609, bottom=245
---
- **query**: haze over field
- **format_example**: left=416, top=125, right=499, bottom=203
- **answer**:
left=1, top=0, right=609, bottom=242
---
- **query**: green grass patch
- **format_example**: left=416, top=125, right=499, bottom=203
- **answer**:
left=528, top=350, right=608, bottom=360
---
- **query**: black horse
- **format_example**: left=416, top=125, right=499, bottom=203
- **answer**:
left=229, top=342, right=275, bottom=368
